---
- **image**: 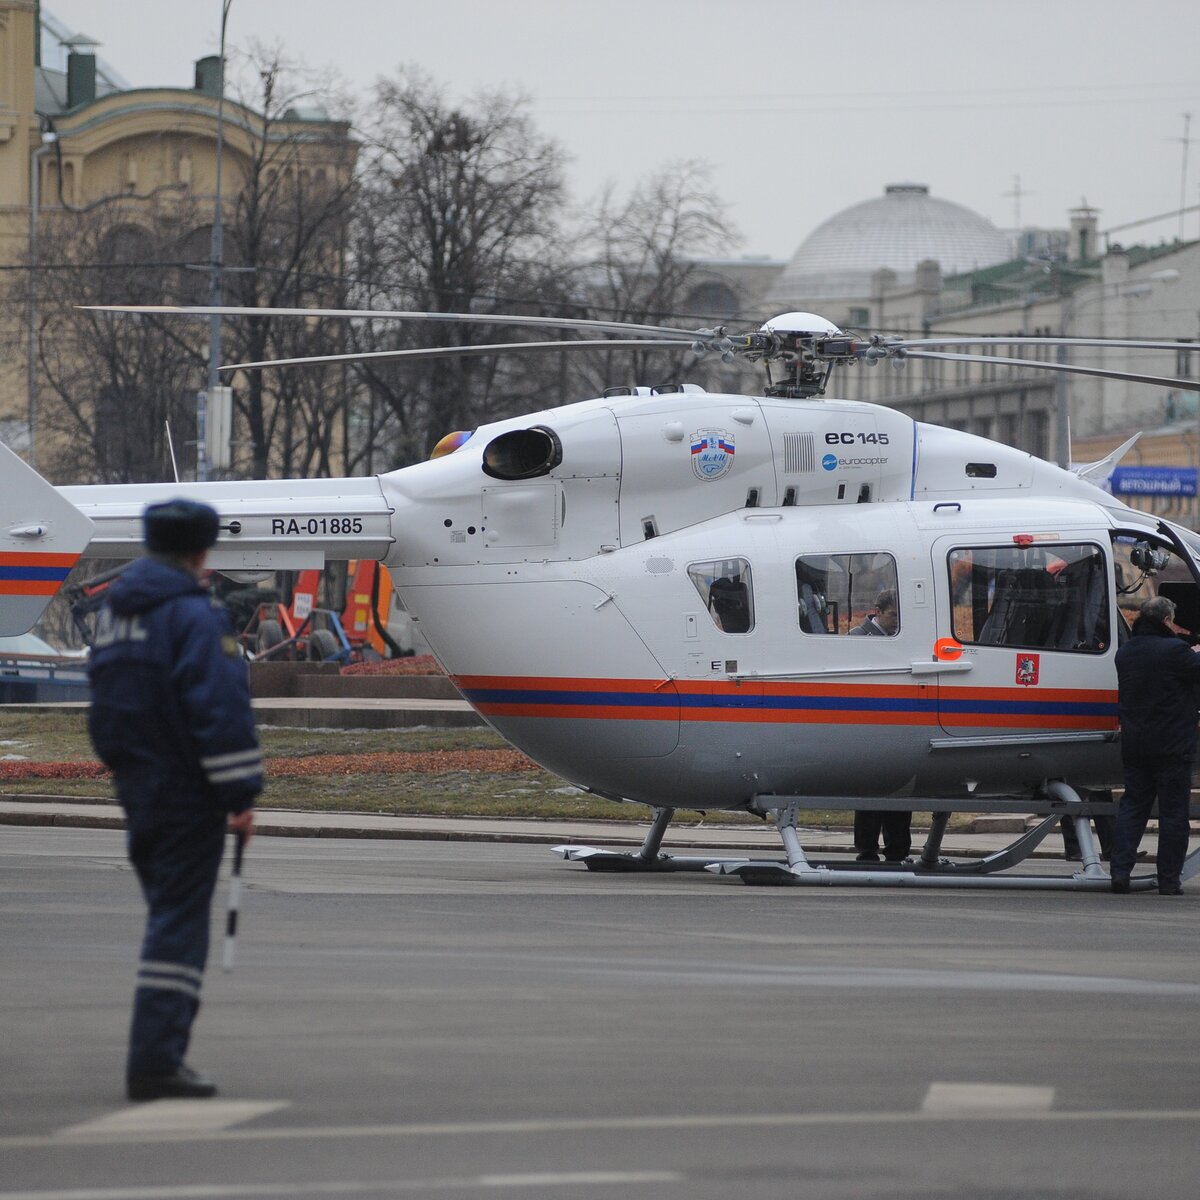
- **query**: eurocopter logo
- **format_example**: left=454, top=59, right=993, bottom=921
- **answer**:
left=690, top=429, right=735, bottom=480
left=821, top=453, right=838, bottom=471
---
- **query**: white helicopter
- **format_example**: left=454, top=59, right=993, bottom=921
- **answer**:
left=7, top=304, right=1200, bottom=891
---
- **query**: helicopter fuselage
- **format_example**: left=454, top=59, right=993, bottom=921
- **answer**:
left=373, top=390, right=1196, bottom=811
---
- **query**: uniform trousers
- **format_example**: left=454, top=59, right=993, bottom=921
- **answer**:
left=1109, top=757, right=1193, bottom=888
left=854, top=809, right=913, bottom=861
left=124, top=800, right=226, bottom=1078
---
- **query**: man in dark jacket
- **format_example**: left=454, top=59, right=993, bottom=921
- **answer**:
left=848, top=591, right=912, bottom=861
left=88, top=500, right=262, bottom=1099
left=1110, top=595, right=1200, bottom=895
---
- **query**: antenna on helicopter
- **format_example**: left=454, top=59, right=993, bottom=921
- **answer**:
left=164, top=420, right=181, bottom=483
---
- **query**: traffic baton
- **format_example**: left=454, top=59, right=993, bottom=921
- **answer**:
left=221, top=830, right=246, bottom=973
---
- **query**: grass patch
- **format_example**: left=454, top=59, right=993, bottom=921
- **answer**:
left=0, top=709, right=981, bottom=829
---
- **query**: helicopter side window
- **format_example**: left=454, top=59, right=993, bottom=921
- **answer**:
left=947, top=543, right=1109, bottom=653
left=795, top=553, right=899, bottom=636
left=688, top=559, right=754, bottom=634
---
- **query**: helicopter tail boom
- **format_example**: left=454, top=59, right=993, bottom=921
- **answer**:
left=57, top=476, right=396, bottom=573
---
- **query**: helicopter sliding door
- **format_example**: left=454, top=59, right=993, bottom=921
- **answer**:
left=931, top=535, right=1118, bottom=748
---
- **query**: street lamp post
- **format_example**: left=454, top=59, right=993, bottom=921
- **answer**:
left=27, top=130, right=57, bottom=471
left=199, top=0, right=232, bottom=482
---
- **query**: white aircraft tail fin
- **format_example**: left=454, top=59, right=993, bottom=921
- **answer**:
left=1071, top=432, right=1142, bottom=484
left=0, top=443, right=95, bottom=635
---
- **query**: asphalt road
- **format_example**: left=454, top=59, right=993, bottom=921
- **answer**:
left=2, top=827, right=1199, bottom=1199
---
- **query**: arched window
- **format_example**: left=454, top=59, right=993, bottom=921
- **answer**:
left=97, top=223, right=156, bottom=303
left=683, top=281, right=740, bottom=319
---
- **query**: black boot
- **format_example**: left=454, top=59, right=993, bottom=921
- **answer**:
left=127, top=1063, right=218, bottom=1101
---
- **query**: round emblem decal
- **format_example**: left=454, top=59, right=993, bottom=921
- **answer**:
left=821, top=453, right=838, bottom=471
left=689, top=429, right=735, bottom=481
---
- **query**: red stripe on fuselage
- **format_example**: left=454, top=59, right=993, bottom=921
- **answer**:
left=453, top=675, right=1117, bottom=731
left=0, top=552, right=80, bottom=568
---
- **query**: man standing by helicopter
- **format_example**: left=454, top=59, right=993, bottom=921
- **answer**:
left=88, top=500, right=262, bottom=1099
left=848, top=590, right=913, bottom=862
left=1109, top=595, right=1200, bottom=895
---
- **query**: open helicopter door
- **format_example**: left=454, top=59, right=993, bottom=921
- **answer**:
left=927, top=518, right=1120, bottom=790
left=0, top=441, right=95, bottom=636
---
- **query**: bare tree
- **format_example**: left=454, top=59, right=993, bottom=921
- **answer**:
left=12, top=65, right=742, bottom=488
left=344, top=71, right=571, bottom=469
left=28, top=193, right=210, bottom=484
left=220, top=49, right=359, bottom=479
left=566, top=161, right=743, bottom=396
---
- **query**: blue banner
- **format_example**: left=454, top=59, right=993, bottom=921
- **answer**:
left=1110, top=466, right=1197, bottom=497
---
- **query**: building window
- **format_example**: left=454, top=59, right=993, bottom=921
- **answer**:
left=1025, top=410, right=1049, bottom=458
left=999, top=412, right=1020, bottom=447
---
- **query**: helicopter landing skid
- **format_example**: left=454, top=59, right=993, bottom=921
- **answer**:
left=555, top=789, right=1199, bottom=891
left=708, top=804, right=1135, bottom=889
left=553, top=845, right=718, bottom=873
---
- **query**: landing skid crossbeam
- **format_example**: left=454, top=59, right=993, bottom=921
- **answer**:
left=555, top=806, right=716, bottom=873
left=554, top=784, right=1194, bottom=891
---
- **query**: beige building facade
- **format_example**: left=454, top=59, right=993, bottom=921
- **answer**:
left=0, top=0, right=355, bottom=474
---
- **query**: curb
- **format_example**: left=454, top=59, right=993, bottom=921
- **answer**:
left=0, top=801, right=1089, bottom=860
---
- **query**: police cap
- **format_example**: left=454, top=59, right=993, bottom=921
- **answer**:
left=143, top=499, right=220, bottom=555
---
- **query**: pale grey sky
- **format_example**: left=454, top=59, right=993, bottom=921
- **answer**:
left=43, top=0, right=1200, bottom=261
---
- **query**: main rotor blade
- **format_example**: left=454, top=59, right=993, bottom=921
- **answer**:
left=898, top=335, right=1200, bottom=353
left=223, top=338, right=696, bottom=372
left=902, top=349, right=1200, bottom=393
left=81, top=304, right=706, bottom=342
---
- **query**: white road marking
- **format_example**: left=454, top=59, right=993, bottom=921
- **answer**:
left=3, top=1106, right=1199, bottom=1152
left=922, top=1083, right=1055, bottom=1114
left=479, top=1173, right=680, bottom=1187
left=552, top=962, right=1200, bottom=996
left=0, top=1173, right=683, bottom=1200
left=56, top=1101, right=290, bottom=1139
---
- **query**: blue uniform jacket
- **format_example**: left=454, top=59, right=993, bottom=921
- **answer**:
left=88, top=557, right=263, bottom=815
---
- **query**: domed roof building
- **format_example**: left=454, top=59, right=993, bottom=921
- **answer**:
left=766, top=183, right=1012, bottom=307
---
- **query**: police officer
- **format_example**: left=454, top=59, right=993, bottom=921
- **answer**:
left=1110, top=595, right=1200, bottom=895
left=88, top=500, right=263, bottom=1100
